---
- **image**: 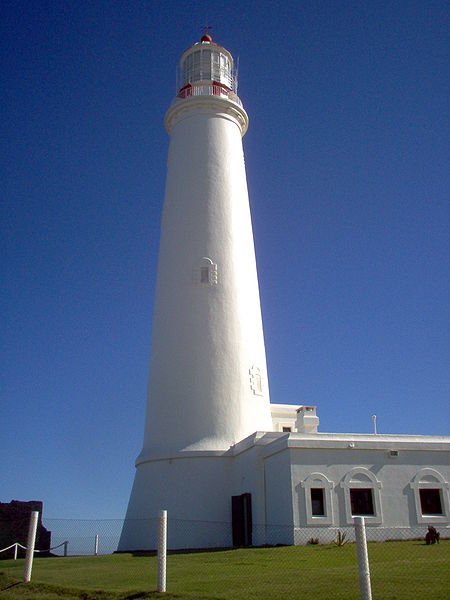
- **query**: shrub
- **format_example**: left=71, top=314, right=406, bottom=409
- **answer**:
left=334, top=531, right=347, bottom=547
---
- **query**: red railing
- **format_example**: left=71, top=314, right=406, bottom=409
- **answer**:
left=176, top=83, right=242, bottom=106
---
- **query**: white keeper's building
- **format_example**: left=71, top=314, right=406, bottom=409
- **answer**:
left=118, top=35, right=450, bottom=551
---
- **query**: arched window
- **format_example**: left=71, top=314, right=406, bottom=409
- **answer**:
left=300, top=473, right=335, bottom=525
left=341, top=468, right=383, bottom=525
left=195, top=257, right=217, bottom=286
left=410, top=468, right=449, bottom=524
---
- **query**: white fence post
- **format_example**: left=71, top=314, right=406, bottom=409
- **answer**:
left=13, top=543, right=18, bottom=560
left=157, top=510, right=167, bottom=593
left=354, top=516, right=372, bottom=600
left=63, top=541, right=68, bottom=556
left=23, top=511, right=39, bottom=583
left=94, top=533, right=99, bottom=556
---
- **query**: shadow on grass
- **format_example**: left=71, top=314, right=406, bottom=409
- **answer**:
left=121, top=594, right=164, bottom=599
left=0, top=581, right=22, bottom=591
left=124, top=543, right=292, bottom=558
left=125, top=547, right=236, bottom=558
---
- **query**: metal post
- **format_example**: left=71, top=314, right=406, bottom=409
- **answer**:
left=157, top=510, right=167, bottom=593
left=63, top=541, right=68, bottom=557
left=23, top=511, right=39, bottom=583
left=94, top=533, right=99, bottom=556
left=355, top=516, right=372, bottom=600
left=13, top=543, right=18, bottom=560
left=371, top=415, right=377, bottom=434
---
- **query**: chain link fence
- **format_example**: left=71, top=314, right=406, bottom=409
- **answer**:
left=40, top=518, right=447, bottom=556
left=1, top=516, right=449, bottom=598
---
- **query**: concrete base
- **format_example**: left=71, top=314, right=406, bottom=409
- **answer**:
left=118, top=453, right=233, bottom=550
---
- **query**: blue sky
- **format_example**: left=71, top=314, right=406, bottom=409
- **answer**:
left=2, top=1, right=448, bottom=519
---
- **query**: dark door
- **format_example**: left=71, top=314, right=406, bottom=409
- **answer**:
left=232, top=493, right=252, bottom=547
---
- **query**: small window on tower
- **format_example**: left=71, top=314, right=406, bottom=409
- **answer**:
left=282, top=426, right=292, bottom=433
left=195, top=257, right=217, bottom=286
left=200, top=266, right=210, bottom=284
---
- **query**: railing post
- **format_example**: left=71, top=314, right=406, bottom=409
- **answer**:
left=354, top=517, right=372, bottom=600
left=94, top=533, right=99, bottom=556
left=23, top=511, right=39, bottom=583
left=63, top=541, right=68, bottom=557
left=13, top=543, right=18, bottom=560
left=157, top=510, right=167, bottom=593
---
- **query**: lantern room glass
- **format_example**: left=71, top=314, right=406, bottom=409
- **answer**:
left=180, top=47, right=233, bottom=89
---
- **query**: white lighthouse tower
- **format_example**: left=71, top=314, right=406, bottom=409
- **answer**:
left=118, top=34, right=450, bottom=553
left=119, top=35, right=272, bottom=550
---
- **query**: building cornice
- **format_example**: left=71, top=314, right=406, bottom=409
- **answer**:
left=260, top=432, right=450, bottom=459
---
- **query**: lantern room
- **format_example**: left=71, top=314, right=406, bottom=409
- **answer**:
left=177, top=35, right=238, bottom=97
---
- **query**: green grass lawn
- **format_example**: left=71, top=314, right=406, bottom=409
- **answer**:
left=0, top=541, right=448, bottom=599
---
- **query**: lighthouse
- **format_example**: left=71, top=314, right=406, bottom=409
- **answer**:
left=118, top=34, right=450, bottom=552
left=119, top=35, right=273, bottom=550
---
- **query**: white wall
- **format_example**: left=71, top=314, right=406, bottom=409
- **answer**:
left=140, top=99, right=272, bottom=460
left=252, top=438, right=450, bottom=544
left=119, top=433, right=449, bottom=550
left=264, top=450, right=296, bottom=545
left=119, top=454, right=233, bottom=550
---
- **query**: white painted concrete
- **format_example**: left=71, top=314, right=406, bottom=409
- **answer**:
left=119, top=36, right=450, bottom=552
left=270, top=403, right=300, bottom=432
left=138, top=52, right=271, bottom=460
left=140, top=104, right=272, bottom=458
left=119, top=453, right=233, bottom=549
left=120, top=36, right=272, bottom=550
